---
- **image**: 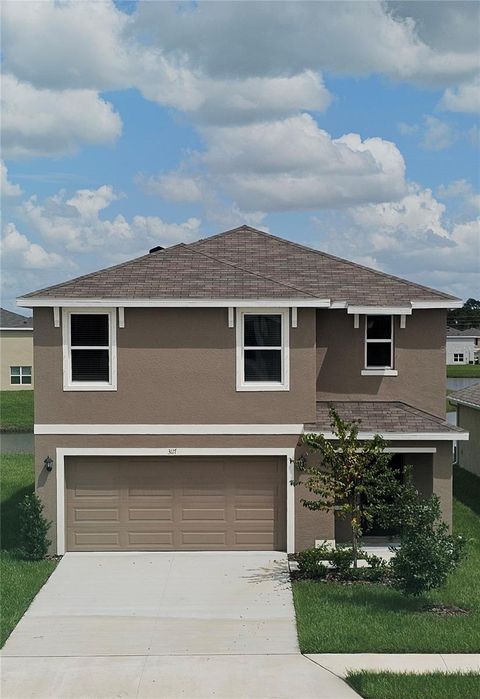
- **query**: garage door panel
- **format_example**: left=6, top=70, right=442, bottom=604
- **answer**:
left=66, top=456, right=286, bottom=551
left=128, top=507, right=173, bottom=521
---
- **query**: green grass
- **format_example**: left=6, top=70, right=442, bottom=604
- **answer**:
left=447, top=365, right=480, bottom=378
left=292, top=465, right=480, bottom=653
left=347, top=671, right=480, bottom=699
left=0, top=390, right=34, bottom=432
left=0, top=453, right=57, bottom=647
left=446, top=389, right=456, bottom=413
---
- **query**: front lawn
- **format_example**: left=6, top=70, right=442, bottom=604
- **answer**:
left=347, top=671, right=480, bottom=699
left=0, top=453, right=57, bottom=647
left=292, top=465, right=480, bottom=653
left=447, top=365, right=480, bottom=378
left=0, top=390, right=34, bottom=432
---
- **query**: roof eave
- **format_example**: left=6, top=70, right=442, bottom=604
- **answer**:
left=304, top=430, right=469, bottom=441
left=17, top=296, right=461, bottom=310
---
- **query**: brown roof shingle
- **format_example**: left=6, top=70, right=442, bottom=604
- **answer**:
left=449, top=383, right=480, bottom=409
left=304, top=401, right=465, bottom=435
left=20, top=225, right=459, bottom=306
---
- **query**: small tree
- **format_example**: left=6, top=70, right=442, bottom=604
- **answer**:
left=18, top=493, right=52, bottom=560
left=390, top=493, right=466, bottom=596
left=295, top=407, right=400, bottom=567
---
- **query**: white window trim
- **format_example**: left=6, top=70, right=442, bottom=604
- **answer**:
left=364, top=315, right=394, bottom=371
left=236, top=307, right=290, bottom=391
left=10, top=365, right=32, bottom=385
left=54, top=447, right=296, bottom=555
left=62, top=308, right=117, bottom=391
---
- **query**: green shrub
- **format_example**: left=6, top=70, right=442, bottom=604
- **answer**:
left=391, top=495, right=466, bottom=596
left=328, top=546, right=355, bottom=575
left=18, top=493, right=51, bottom=560
left=296, top=545, right=329, bottom=578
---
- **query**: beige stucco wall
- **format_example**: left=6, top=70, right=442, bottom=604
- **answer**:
left=457, top=405, right=480, bottom=476
left=34, top=307, right=317, bottom=425
left=0, top=330, right=34, bottom=390
left=316, top=309, right=446, bottom=417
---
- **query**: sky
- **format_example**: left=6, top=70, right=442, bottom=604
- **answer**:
left=1, top=0, right=479, bottom=311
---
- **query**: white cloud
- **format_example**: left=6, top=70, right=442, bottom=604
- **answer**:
left=134, top=1, right=479, bottom=87
left=1, top=161, right=22, bottom=197
left=188, top=71, right=332, bottom=126
left=1, top=222, right=65, bottom=269
left=440, top=77, right=480, bottom=113
left=136, top=172, right=204, bottom=203
left=18, top=185, right=201, bottom=254
left=1, top=75, right=122, bottom=158
left=195, top=114, right=406, bottom=211
left=437, top=179, right=480, bottom=213
left=312, top=184, right=480, bottom=298
left=1, top=0, right=131, bottom=91
left=421, top=116, right=456, bottom=151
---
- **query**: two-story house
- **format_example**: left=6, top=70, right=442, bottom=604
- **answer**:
left=17, top=226, right=467, bottom=555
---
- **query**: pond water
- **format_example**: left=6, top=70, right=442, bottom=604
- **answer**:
left=447, top=377, right=480, bottom=391
left=1, top=432, right=34, bottom=454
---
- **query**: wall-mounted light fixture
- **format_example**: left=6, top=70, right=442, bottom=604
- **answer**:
left=44, top=455, right=53, bottom=472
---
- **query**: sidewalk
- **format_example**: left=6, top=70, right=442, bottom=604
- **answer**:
left=307, top=653, right=480, bottom=678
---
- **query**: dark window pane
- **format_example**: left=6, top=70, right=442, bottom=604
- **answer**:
left=366, top=315, right=391, bottom=340
left=21, top=366, right=31, bottom=376
left=244, top=314, right=281, bottom=347
left=366, top=342, right=392, bottom=367
left=71, top=314, right=109, bottom=346
left=22, top=376, right=32, bottom=385
left=10, top=366, right=20, bottom=376
left=72, top=349, right=109, bottom=382
left=244, top=349, right=281, bottom=382
left=11, top=375, right=20, bottom=385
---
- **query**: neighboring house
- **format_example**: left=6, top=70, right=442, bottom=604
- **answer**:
left=0, top=307, right=33, bottom=390
left=449, top=383, right=480, bottom=477
left=446, top=327, right=480, bottom=365
left=17, top=225, right=468, bottom=555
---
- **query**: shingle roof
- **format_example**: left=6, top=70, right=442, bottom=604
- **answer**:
left=447, top=327, right=480, bottom=337
left=304, top=401, right=465, bottom=436
left=449, top=383, right=480, bottom=410
left=0, top=307, right=33, bottom=329
left=20, top=225, right=459, bottom=306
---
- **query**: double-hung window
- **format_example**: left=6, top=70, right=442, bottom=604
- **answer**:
left=63, top=309, right=117, bottom=390
left=453, top=353, right=464, bottom=363
left=10, top=366, right=32, bottom=385
left=362, top=315, right=397, bottom=376
left=236, top=309, right=289, bottom=391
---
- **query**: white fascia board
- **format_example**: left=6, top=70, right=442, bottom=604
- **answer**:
left=347, top=306, right=412, bottom=315
left=0, top=327, right=33, bottom=331
left=448, top=397, right=480, bottom=411
left=17, top=297, right=330, bottom=309
left=411, top=299, right=463, bottom=309
left=306, top=430, right=469, bottom=441
left=35, top=423, right=304, bottom=435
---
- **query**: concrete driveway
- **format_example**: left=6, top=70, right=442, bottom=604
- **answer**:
left=1, top=552, right=359, bottom=698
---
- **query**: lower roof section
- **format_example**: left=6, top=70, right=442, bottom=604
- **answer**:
left=35, top=400, right=468, bottom=441
left=304, top=401, right=469, bottom=441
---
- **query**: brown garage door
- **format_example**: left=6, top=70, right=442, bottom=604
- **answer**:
left=65, top=456, right=286, bottom=551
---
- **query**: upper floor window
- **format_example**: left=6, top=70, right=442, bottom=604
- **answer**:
left=10, top=366, right=31, bottom=385
left=362, top=315, right=397, bottom=376
left=236, top=309, right=289, bottom=391
left=62, top=309, right=117, bottom=391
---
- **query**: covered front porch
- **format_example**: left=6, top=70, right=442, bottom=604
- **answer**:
left=295, top=400, right=468, bottom=550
